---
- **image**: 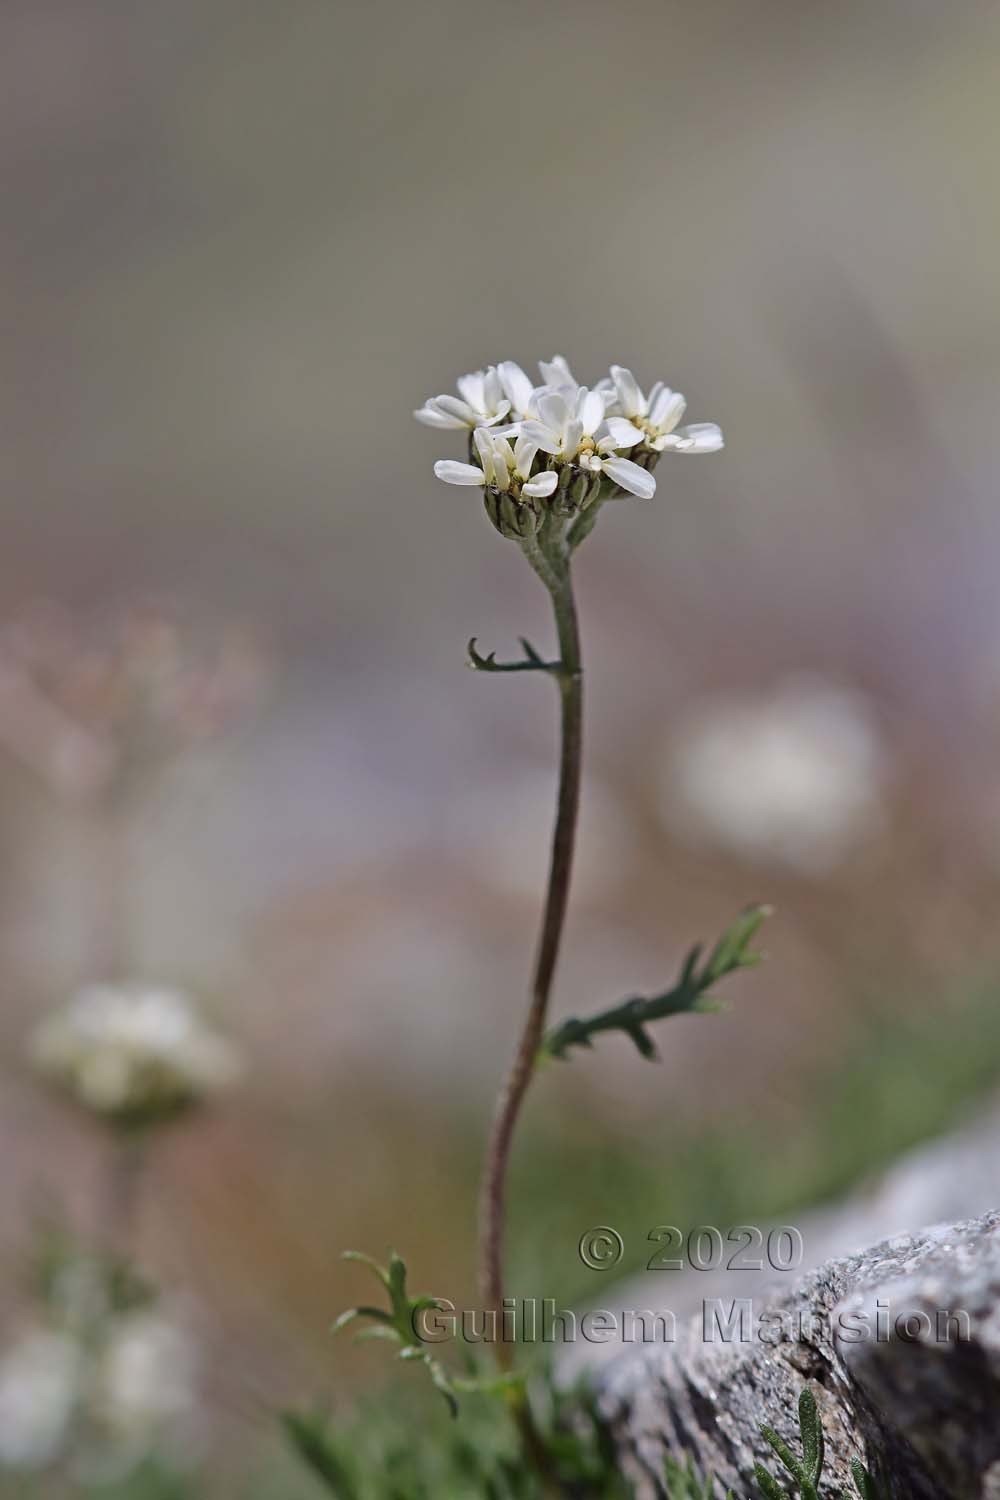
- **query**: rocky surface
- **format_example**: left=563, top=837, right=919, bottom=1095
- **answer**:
left=600, top=1210, right=1000, bottom=1498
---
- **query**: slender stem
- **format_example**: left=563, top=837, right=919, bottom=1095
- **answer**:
left=93, top=783, right=133, bottom=982
left=478, top=527, right=583, bottom=1368
left=100, top=1130, right=148, bottom=1259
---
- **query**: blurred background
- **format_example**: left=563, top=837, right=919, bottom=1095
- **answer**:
left=2, top=0, right=1000, bottom=1493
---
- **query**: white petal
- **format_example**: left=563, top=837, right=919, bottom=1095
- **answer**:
left=520, top=419, right=562, bottom=455
left=676, top=422, right=724, bottom=453
left=603, top=417, right=645, bottom=449
left=477, top=405, right=511, bottom=427
left=414, top=402, right=467, bottom=430
left=434, top=394, right=476, bottom=425
left=483, top=366, right=504, bottom=412
left=649, top=387, right=686, bottom=433
left=538, top=355, right=575, bottom=388
left=602, top=456, right=656, bottom=499
left=610, top=365, right=645, bottom=420
left=498, top=361, right=535, bottom=417
left=490, top=444, right=510, bottom=490
left=561, top=418, right=584, bottom=458
left=513, top=433, right=539, bottom=479
left=473, top=427, right=494, bottom=469
left=522, top=471, right=559, bottom=498
left=456, top=370, right=486, bottom=411
left=434, top=460, right=486, bottom=486
left=536, top=390, right=570, bottom=434
left=576, top=387, right=605, bottom=437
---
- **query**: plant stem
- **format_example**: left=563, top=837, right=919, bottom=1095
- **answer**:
left=100, top=1130, right=148, bottom=1259
left=478, top=525, right=583, bottom=1367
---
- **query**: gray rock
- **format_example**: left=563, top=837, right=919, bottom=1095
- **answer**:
left=600, top=1210, right=1000, bottom=1498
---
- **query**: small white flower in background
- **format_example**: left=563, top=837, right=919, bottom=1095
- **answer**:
left=663, top=679, right=887, bottom=874
left=604, top=365, right=723, bottom=453
left=30, top=984, right=242, bottom=1121
left=0, top=1330, right=82, bottom=1470
left=92, top=1312, right=197, bottom=1449
left=414, top=367, right=511, bottom=430
left=521, top=387, right=655, bottom=499
left=435, top=429, right=558, bottom=501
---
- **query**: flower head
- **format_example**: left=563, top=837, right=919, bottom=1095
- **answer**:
left=605, top=366, right=723, bottom=453
left=521, top=387, right=655, bottom=499
left=30, top=984, right=242, bottom=1125
left=418, top=354, right=724, bottom=535
left=435, top=429, right=560, bottom=539
left=93, top=1311, right=197, bottom=1449
left=0, top=1332, right=81, bottom=1471
left=435, top=429, right=556, bottom=501
left=414, top=367, right=510, bottom=431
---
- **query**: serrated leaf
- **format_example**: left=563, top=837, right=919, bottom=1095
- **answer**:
left=334, top=1249, right=459, bottom=1414
left=541, top=906, right=771, bottom=1062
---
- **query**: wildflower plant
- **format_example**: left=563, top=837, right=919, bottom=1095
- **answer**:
left=754, top=1389, right=883, bottom=1500
left=323, top=355, right=768, bottom=1483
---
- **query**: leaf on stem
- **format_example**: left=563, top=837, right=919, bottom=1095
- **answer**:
left=333, top=1250, right=459, bottom=1416
left=466, top=636, right=562, bottom=676
left=541, top=905, right=771, bottom=1062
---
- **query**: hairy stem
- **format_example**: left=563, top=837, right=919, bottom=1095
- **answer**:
left=478, top=526, right=583, bottom=1368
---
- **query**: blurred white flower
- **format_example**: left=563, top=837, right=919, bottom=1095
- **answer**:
left=435, top=428, right=558, bottom=500
left=92, top=1312, right=197, bottom=1448
left=30, top=983, right=242, bottom=1120
left=414, top=367, right=510, bottom=430
left=604, top=365, right=723, bottom=453
left=663, top=680, right=887, bottom=873
left=520, top=388, right=654, bottom=499
left=0, top=1330, right=81, bottom=1470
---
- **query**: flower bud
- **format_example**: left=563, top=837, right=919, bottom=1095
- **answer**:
left=483, top=488, right=539, bottom=542
left=545, top=465, right=602, bottom=518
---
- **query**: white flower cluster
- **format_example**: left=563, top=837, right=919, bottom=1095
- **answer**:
left=416, top=356, right=722, bottom=536
left=0, top=1311, right=198, bottom=1474
left=30, top=983, right=242, bottom=1123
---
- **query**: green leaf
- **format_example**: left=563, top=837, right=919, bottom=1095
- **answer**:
left=281, top=1410, right=358, bottom=1498
left=542, top=906, right=771, bottom=1063
left=333, top=1249, right=459, bottom=1414
left=761, top=1423, right=804, bottom=1482
left=753, top=1462, right=787, bottom=1499
left=848, top=1458, right=882, bottom=1499
left=798, top=1389, right=823, bottom=1486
